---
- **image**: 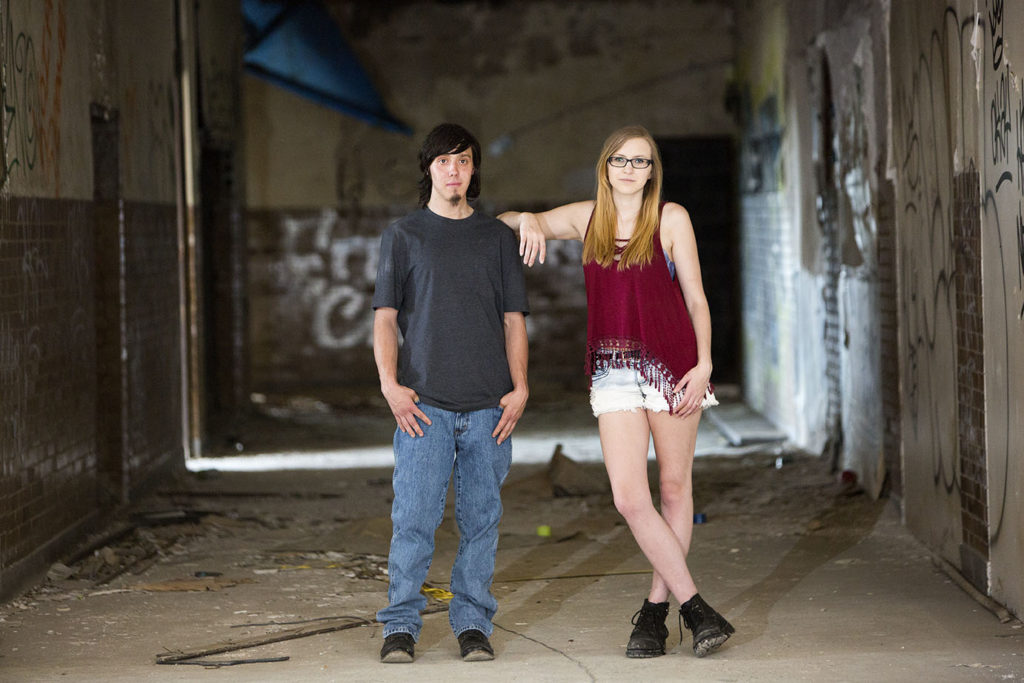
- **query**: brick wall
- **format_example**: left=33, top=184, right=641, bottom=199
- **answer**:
left=821, top=195, right=842, bottom=454
left=247, top=207, right=401, bottom=394
left=876, top=179, right=902, bottom=497
left=953, top=168, right=988, bottom=591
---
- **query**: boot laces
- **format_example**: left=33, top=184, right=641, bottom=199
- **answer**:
left=679, top=601, right=704, bottom=643
left=626, top=602, right=667, bottom=638
left=632, top=604, right=662, bottom=631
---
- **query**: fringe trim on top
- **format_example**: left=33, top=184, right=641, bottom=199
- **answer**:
left=587, top=339, right=718, bottom=411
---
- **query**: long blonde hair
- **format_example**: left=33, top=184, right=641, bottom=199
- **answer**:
left=583, top=125, right=664, bottom=269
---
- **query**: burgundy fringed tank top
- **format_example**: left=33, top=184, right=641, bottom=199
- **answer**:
left=583, top=206, right=698, bottom=409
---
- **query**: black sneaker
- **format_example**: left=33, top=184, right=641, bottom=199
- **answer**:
left=380, top=632, right=415, bottom=663
left=457, top=629, right=495, bottom=661
left=679, top=593, right=735, bottom=657
left=625, top=599, right=670, bottom=658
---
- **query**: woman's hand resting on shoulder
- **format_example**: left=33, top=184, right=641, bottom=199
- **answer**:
left=518, top=212, right=547, bottom=267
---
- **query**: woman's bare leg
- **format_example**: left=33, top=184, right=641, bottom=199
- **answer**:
left=598, top=409, right=699, bottom=603
left=645, top=408, right=700, bottom=603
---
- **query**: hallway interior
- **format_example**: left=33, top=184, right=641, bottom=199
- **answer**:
left=1, top=398, right=1020, bottom=680
left=2, top=2, right=1023, bottom=677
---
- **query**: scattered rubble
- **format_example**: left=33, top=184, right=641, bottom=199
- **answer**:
left=547, top=444, right=611, bottom=497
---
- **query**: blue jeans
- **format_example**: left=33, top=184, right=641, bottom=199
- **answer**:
left=377, top=402, right=512, bottom=641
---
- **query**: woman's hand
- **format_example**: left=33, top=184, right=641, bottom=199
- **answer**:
left=672, top=362, right=712, bottom=418
left=518, top=212, right=547, bottom=266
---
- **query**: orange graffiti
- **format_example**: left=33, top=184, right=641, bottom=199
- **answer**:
left=36, top=0, right=66, bottom=196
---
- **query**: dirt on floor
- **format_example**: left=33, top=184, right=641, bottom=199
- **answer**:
left=1, top=448, right=865, bottom=657
left=3, top=398, right=1020, bottom=680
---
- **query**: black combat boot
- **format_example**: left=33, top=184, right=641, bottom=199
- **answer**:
left=679, top=593, right=735, bottom=657
left=625, top=599, right=670, bottom=658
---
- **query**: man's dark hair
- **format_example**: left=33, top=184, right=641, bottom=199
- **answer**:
left=417, top=123, right=481, bottom=207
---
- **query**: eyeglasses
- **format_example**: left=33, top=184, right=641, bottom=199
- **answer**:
left=607, top=155, right=652, bottom=169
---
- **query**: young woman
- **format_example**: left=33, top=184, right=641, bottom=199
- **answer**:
left=500, top=125, right=734, bottom=658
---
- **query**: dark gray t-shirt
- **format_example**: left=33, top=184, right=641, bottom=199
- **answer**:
left=372, top=208, right=529, bottom=412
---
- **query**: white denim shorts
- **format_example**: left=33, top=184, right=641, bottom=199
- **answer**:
left=589, top=367, right=672, bottom=416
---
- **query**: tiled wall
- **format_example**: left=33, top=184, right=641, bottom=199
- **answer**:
left=740, top=192, right=797, bottom=428
left=0, top=197, right=183, bottom=597
left=0, top=0, right=244, bottom=604
left=122, top=202, right=183, bottom=484
left=0, top=197, right=97, bottom=581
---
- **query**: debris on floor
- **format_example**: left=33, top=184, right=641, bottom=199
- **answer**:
left=547, top=444, right=611, bottom=497
left=155, top=614, right=376, bottom=665
left=133, top=576, right=255, bottom=592
left=258, top=551, right=388, bottom=580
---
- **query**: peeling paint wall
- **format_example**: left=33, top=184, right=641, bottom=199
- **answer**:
left=735, top=0, right=800, bottom=438
left=244, top=1, right=737, bottom=394
left=821, top=11, right=889, bottom=499
left=732, top=0, right=1022, bottom=619
left=735, top=0, right=894, bottom=501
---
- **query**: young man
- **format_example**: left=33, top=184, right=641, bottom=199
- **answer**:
left=371, top=123, right=529, bottom=663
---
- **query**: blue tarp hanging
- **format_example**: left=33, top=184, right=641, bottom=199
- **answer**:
left=242, top=0, right=411, bottom=135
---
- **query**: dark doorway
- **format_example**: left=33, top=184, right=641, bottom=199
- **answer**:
left=198, top=143, right=248, bottom=443
left=656, top=136, right=741, bottom=384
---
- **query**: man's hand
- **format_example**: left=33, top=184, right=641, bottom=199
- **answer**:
left=492, top=385, right=528, bottom=444
left=382, top=382, right=432, bottom=437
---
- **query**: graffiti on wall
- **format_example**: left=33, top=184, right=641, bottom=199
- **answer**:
left=984, top=0, right=1024, bottom=321
left=249, top=208, right=592, bottom=389
left=316, top=235, right=379, bottom=350
left=1, top=0, right=66, bottom=193
left=740, top=90, right=784, bottom=193
left=0, top=200, right=92, bottom=476
left=980, top=0, right=1022, bottom=547
left=270, top=212, right=380, bottom=353
left=1, top=205, right=48, bottom=461
left=891, top=6, right=972, bottom=503
left=894, top=2, right=1023, bottom=584
left=983, top=0, right=1024, bottom=319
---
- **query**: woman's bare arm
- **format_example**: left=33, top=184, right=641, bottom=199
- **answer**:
left=498, top=201, right=593, bottom=266
left=661, top=202, right=713, bottom=416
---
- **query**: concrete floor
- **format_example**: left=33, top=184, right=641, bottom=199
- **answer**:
left=1, top=395, right=1021, bottom=681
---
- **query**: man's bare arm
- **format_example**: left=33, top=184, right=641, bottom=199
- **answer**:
left=492, top=312, right=528, bottom=444
left=373, top=308, right=431, bottom=436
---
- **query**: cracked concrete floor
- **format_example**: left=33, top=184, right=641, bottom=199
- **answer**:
left=1, top=399, right=1022, bottom=681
